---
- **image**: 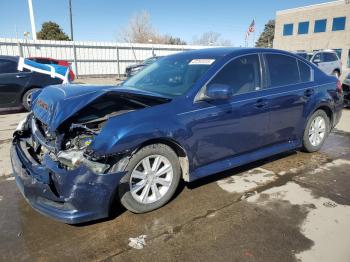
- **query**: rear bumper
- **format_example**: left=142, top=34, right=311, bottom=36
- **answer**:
left=11, top=139, right=124, bottom=224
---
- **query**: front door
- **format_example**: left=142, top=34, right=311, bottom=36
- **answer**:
left=187, top=54, right=269, bottom=169
left=0, top=59, right=31, bottom=108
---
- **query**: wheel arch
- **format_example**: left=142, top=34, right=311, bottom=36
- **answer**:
left=136, top=138, right=190, bottom=182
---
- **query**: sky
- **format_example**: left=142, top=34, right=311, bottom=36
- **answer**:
left=0, top=0, right=331, bottom=46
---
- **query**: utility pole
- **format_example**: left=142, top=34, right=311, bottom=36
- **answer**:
left=27, top=0, right=37, bottom=40
left=69, top=0, right=78, bottom=78
left=69, top=0, right=74, bottom=40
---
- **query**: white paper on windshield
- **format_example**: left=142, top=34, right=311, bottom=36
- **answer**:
left=189, top=59, right=215, bottom=65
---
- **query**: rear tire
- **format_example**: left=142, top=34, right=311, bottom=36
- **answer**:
left=302, top=110, right=330, bottom=153
left=118, top=144, right=181, bottom=213
left=22, top=88, right=40, bottom=111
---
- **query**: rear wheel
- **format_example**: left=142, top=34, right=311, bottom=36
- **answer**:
left=302, top=110, right=330, bottom=152
left=22, top=88, right=40, bottom=111
left=119, top=144, right=181, bottom=213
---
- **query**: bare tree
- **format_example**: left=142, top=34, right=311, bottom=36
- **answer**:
left=118, top=11, right=187, bottom=45
left=119, top=11, right=156, bottom=43
left=192, top=31, right=232, bottom=46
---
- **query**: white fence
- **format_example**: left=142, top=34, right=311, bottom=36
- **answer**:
left=0, top=38, right=211, bottom=77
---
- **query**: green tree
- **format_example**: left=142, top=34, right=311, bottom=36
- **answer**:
left=37, top=21, right=70, bottom=41
left=255, top=20, right=275, bottom=48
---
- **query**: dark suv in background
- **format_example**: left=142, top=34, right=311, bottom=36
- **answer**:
left=0, top=56, right=63, bottom=111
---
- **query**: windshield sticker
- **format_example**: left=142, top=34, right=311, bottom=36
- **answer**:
left=189, top=59, right=215, bottom=65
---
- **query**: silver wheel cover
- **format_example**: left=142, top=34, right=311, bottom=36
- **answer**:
left=308, top=116, right=326, bottom=147
left=130, top=155, right=173, bottom=204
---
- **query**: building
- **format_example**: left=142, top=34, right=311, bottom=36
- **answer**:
left=274, top=0, right=350, bottom=70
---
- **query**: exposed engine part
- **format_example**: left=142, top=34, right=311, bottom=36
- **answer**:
left=57, top=150, right=110, bottom=174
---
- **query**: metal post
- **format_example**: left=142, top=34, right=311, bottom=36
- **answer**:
left=27, top=0, right=37, bottom=40
left=116, top=45, right=120, bottom=79
left=68, top=0, right=78, bottom=78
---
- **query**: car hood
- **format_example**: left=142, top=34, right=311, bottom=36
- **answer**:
left=31, top=84, right=169, bottom=131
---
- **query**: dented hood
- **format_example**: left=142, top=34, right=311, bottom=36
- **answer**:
left=31, top=84, right=168, bottom=131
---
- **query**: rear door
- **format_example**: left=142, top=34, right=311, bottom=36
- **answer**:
left=261, top=53, right=314, bottom=146
left=0, top=59, right=32, bottom=108
left=323, top=52, right=340, bottom=74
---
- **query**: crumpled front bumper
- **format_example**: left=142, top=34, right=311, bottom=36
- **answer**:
left=11, top=139, right=124, bottom=224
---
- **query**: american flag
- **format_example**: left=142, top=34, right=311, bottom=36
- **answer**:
left=245, top=19, right=255, bottom=39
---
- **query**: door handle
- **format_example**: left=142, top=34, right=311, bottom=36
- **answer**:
left=254, top=99, right=268, bottom=108
left=304, top=88, right=314, bottom=97
left=16, top=74, right=28, bottom=78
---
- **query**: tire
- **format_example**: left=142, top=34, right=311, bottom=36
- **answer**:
left=22, top=88, right=40, bottom=111
left=118, top=144, right=181, bottom=213
left=332, top=70, right=340, bottom=79
left=302, top=110, right=330, bottom=153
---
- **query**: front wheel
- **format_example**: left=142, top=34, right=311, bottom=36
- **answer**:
left=302, top=110, right=330, bottom=153
left=118, top=144, right=181, bottom=213
left=22, top=88, right=40, bottom=111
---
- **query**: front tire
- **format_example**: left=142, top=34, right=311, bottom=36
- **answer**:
left=22, top=88, right=40, bottom=111
left=302, top=110, right=330, bottom=153
left=119, top=144, right=181, bottom=213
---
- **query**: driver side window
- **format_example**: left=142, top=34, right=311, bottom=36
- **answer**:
left=209, top=54, right=261, bottom=95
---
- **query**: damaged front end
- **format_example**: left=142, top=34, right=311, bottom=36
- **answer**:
left=11, top=86, right=170, bottom=223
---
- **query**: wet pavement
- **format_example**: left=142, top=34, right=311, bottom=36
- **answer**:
left=1, top=111, right=350, bottom=262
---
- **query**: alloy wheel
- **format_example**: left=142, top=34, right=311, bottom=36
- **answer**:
left=308, top=116, right=326, bottom=147
left=130, top=155, right=173, bottom=204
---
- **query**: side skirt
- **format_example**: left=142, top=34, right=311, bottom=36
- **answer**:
left=189, top=140, right=301, bottom=182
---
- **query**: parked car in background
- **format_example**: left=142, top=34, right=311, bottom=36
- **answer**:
left=308, top=50, right=342, bottom=78
left=29, top=57, right=75, bottom=81
left=295, top=51, right=313, bottom=61
left=342, top=73, right=350, bottom=107
left=125, top=56, right=163, bottom=78
left=12, top=48, right=343, bottom=224
left=0, top=56, right=63, bottom=111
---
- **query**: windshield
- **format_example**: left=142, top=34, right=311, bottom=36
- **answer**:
left=123, top=55, right=217, bottom=97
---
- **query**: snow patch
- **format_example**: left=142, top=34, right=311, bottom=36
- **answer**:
left=248, top=182, right=350, bottom=262
left=128, top=235, right=147, bottom=250
left=0, top=195, right=3, bottom=201
left=217, top=168, right=277, bottom=194
left=6, top=177, right=15, bottom=181
left=309, top=159, right=350, bottom=175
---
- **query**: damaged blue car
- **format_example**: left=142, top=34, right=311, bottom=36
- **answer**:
left=11, top=48, right=343, bottom=224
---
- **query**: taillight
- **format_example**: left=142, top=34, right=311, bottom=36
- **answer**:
left=336, top=80, right=343, bottom=94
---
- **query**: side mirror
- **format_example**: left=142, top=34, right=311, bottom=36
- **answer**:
left=203, top=83, right=233, bottom=100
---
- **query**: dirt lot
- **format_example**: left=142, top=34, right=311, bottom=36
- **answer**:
left=1, top=103, right=350, bottom=261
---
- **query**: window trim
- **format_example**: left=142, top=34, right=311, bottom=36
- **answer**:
left=262, top=53, right=314, bottom=90
left=314, top=19, right=327, bottom=33
left=298, top=21, right=310, bottom=35
left=332, top=16, right=346, bottom=31
left=283, top=23, right=294, bottom=36
left=194, top=53, right=263, bottom=102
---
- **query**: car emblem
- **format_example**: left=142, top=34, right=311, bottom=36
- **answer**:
left=36, top=99, right=49, bottom=111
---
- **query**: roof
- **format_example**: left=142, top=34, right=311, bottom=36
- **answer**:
left=276, top=0, right=345, bottom=15
left=170, top=47, right=298, bottom=58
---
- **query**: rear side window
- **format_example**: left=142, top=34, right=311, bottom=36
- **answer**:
left=0, top=59, right=18, bottom=74
left=265, top=54, right=299, bottom=87
left=209, top=54, right=261, bottom=95
left=323, top=52, right=338, bottom=62
left=298, top=60, right=312, bottom=83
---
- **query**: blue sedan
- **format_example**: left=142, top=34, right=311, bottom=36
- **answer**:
left=11, top=48, right=343, bottom=223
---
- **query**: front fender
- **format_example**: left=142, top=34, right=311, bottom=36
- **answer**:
left=90, top=108, right=191, bottom=159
